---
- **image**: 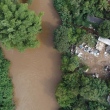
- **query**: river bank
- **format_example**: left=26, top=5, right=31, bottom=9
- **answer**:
left=2, top=0, right=61, bottom=110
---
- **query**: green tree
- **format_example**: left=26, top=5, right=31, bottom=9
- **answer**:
left=55, top=73, right=80, bottom=107
left=80, top=75, right=109, bottom=105
left=54, top=0, right=110, bottom=109
left=89, top=101, right=108, bottom=110
left=98, top=20, right=110, bottom=38
left=77, top=33, right=97, bottom=47
left=0, top=0, right=43, bottom=51
left=61, top=54, right=80, bottom=73
left=0, top=48, right=15, bottom=110
left=68, top=55, right=80, bottom=72
left=56, top=70, right=110, bottom=109
left=54, top=25, right=71, bottom=53
left=27, top=0, right=33, bottom=4
left=73, top=98, right=88, bottom=110
left=99, top=0, right=110, bottom=11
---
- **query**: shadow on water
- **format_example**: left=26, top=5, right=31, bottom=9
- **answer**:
left=41, top=50, right=62, bottom=96
left=38, top=21, right=58, bottom=48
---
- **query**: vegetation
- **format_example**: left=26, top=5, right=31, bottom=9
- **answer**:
left=54, top=25, right=71, bottom=53
left=56, top=73, right=80, bottom=108
left=54, top=0, right=110, bottom=27
left=98, top=20, right=110, bottom=38
left=27, top=0, right=33, bottom=4
left=13, top=0, right=33, bottom=4
left=61, top=54, right=82, bottom=73
left=58, top=53, right=109, bottom=109
left=56, top=72, right=110, bottom=110
left=54, top=0, right=110, bottom=110
left=77, top=33, right=97, bottom=47
left=0, top=1, right=43, bottom=110
left=0, top=0, right=43, bottom=51
left=54, top=0, right=110, bottom=51
left=0, top=48, right=15, bottom=110
left=54, top=26, right=87, bottom=53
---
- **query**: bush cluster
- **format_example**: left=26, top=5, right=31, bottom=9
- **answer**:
left=54, top=0, right=110, bottom=110
left=56, top=54, right=110, bottom=110
left=0, top=0, right=43, bottom=51
left=0, top=48, right=15, bottom=110
left=54, top=0, right=110, bottom=54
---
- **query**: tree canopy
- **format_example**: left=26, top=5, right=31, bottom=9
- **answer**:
left=98, top=20, right=110, bottom=38
left=0, top=0, right=43, bottom=51
left=0, top=48, right=15, bottom=110
left=54, top=0, right=110, bottom=110
left=56, top=72, right=110, bottom=110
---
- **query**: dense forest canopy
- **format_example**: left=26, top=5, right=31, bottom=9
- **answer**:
left=0, top=0, right=43, bottom=51
left=54, top=0, right=110, bottom=53
left=54, top=0, right=110, bottom=110
left=56, top=54, right=110, bottom=110
left=0, top=48, right=15, bottom=110
left=56, top=72, right=110, bottom=110
left=0, top=0, right=43, bottom=110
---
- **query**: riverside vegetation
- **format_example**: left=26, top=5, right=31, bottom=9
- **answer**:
left=0, top=48, right=15, bottom=110
left=54, top=0, right=110, bottom=110
left=0, top=0, right=43, bottom=110
left=0, top=0, right=43, bottom=51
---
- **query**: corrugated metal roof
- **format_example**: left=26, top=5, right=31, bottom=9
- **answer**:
left=87, top=15, right=104, bottom=24
left=98, top=37, right=110, bottom=46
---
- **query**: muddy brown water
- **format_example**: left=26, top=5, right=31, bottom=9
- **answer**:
left=2, top=0, right=61, bottom=110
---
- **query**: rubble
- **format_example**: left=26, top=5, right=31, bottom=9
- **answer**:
left=106, top=45, right=110, bottom=54
left=91, top=73, right=99, bottom=78
left=78, top=52, right=83, bottom=58
left=70, top=45, right=76, bottom=55
left=107, top=95, right=110, bottom=104
left=96, top=41, right=105, bottom=51
left=78, top=43, right=100, bottom=57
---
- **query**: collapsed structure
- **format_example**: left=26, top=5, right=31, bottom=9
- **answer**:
left=70, top=36, right=110, bottom=78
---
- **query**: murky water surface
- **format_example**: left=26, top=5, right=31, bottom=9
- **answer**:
left=3, top=0, right=61, bottom=110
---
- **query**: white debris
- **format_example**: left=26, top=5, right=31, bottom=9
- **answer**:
left=82, top=42, right=86, bottom=46
left=92, top=74, right=96, bottom=78
left=95, top=73, right=99, bottom=78
left=92, top=73, right=99, bottom=78
left=71, top=48, right=74, bottom=55
left=89, top=24, right=93, bottom=29
left=104, top=52, right=109, bottom=57
left=78, top=53, right=82, bottom=57
left=98, top=37, right=110, bottom=46
left=85, top=68, right=89, bottom=72
left=107, top=95, right=110, bottom=104
left=96, top=41, right=105, bottom=51
left=75, top=49, right=78, bottom=54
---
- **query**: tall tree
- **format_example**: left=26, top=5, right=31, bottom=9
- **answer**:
left=0, top=0, right=43, bottom=51
left=0, top=48, right=15, bottom=110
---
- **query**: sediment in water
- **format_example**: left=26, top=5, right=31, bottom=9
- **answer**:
left=2, top=0, right=61, bottom=110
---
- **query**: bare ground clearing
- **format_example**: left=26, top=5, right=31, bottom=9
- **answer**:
left=77, top=46, right=110, bottom=78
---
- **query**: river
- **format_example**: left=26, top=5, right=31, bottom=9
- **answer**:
left=2, top=0, right=61, bottom=110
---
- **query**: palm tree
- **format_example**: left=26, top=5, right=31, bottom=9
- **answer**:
left=99, top=0, right=109, bottom=11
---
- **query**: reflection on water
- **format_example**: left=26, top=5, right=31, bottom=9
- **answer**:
left=2, top=0, right=61, bottom=110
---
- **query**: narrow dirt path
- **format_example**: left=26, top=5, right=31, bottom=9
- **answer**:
left=2, top=0, right=61, bottom=110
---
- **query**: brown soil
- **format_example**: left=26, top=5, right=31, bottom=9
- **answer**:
left=77, top=47, right=110, bottom=78
left=2, top=0, right=61, bottom=110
